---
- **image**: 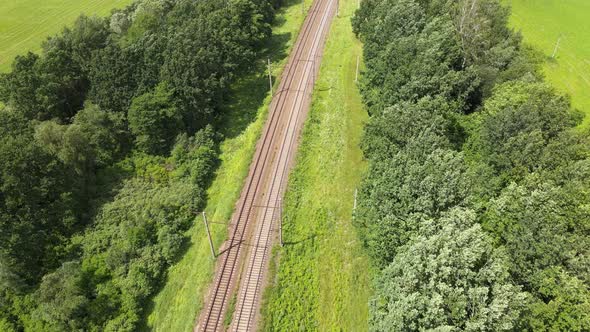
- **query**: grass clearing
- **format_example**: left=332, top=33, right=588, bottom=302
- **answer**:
left=260, top=0, right=372, bottom=329
left=142, top=1, right=312, bottom=331
left=0, top=0, right=133, bottom=72
left=504, top=0, right=590, bottom=125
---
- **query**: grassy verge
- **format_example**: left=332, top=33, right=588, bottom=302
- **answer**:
left=504, top=0, right=590, bottom=125
left=142, top=1, right=312, bottom=331
left=260, top=0, right=372, bottom=330
left=0, top=0, right=133, bottom=72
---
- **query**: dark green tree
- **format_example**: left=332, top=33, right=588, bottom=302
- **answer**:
left=357, top=147, right=472, bottom=265
left=33, top=261, right=88, bottom=331
left=72, top=103, right=128, bottom=167
left=0, top=130, right=76, bottom=284
left=128, top=82, right=184, bottom=155
left=467, top=81, right=580, bottom=180
left=0, top=53, right=43, bottom=119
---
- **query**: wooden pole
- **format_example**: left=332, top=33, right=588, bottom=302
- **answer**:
left=268, top=58, right=273, bottom=95
left=279, top=200, right=284, bottom=247
left=202, top=212, right=216, bottom=258
left=353, top=188, right=358, bottom=211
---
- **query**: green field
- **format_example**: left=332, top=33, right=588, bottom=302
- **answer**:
left=505, top=0, right=590, bottom=125
left=141, top=1, right=312, bottom=330
left=260, top=0, right=372, bottom=329
left=0, top=0, right=133, bottom=72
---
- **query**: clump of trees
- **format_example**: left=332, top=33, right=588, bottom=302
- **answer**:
left=0, top=0, right=277, bottom=330
left=353, top=0, right=590, bottom=330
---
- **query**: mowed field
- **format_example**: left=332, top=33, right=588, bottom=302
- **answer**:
left=504, top=0, right=590, bottom=125
left=0, top=0, right=133, bottom=72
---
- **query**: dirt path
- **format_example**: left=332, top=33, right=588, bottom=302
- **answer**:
left=195, top=0, right=336, bottom=330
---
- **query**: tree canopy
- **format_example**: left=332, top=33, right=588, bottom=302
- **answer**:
left=353, top=0, right=590, bottom=329
left=0, top=0, right=277, bottom=329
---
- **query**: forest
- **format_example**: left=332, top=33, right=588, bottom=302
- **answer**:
left=0, top=0, right=278, bottom=330
left=2, top=0, right=589, bottom=330
left=353, top=0, right=590, bottom=330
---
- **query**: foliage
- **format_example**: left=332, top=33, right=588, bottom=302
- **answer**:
left=371, top=209, right=526, bottom=331
left=128, top=82, right=183, bottom=155
left=0, top=0, right=278, bottom=329
left=33, top=261, right=88, bottom=331
left=0, top=110, right=78, bottom=285
left=87, top=42, right=145, bottom=114
left=0, top=16, right=110, bottom=121
left=353, top=0, right=477, bottom=115
left=0, top=53, right=42, bottom=119
left=526, top=267, right=590, bottom=331
left=27, top=128, right=217, bottom=331
left=466, top=81, right=582, bottom=180
left=354, top=0, right=590, bottom=329
left=71, top=103, right=128, bottom=167
left=481, top=174, right=590, bottom=331
left=356, top=146, right=472, bottom=265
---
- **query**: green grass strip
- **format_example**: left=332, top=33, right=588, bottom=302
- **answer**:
left=260, top=0, right=373, bottom=329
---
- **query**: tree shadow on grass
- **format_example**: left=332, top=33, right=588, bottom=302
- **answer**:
left=219, top=31, right=292, bottom=139
left=217, top=0, right=302, bottom=138
left=278, top=0, right=305, bottom=11
left=282, top=233, right=317, bottom=247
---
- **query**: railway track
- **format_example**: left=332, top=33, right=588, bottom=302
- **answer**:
left=195, top=0, right=336, bottom=330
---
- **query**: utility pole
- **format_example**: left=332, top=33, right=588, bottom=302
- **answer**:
left=202, top=212, right=216, bottom=259
left=279, top=200, right=284, bottom=247
left=552, top=35, right=562, bottom=58
left=353, top=188, right=358, bottom=211
left=355, top=55, right=360, bottom=83
left=268, top=58, right=273, bottom=95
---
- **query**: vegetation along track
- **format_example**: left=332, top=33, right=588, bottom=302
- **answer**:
left=195, top=0, right=336, bottom=330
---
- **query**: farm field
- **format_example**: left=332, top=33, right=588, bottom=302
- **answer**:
left=504, top=0, right=590, bottom=125
left=0, top=0, right=133, bottom=72
left=260, top=0, right=372, bottom=329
